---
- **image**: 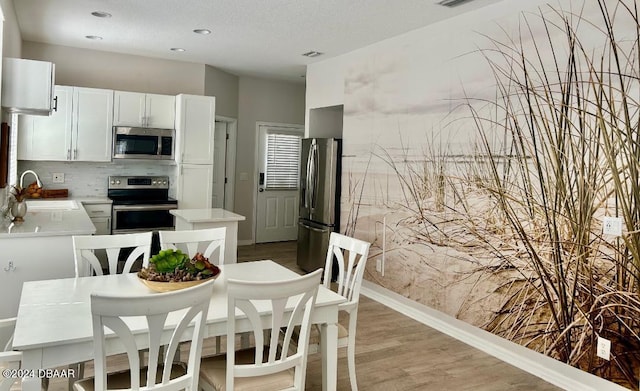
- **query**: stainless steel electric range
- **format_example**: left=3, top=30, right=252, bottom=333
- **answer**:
left=107, top=175, right=178, bottom=234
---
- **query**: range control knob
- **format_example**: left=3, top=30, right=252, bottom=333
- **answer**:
left=163, top=180, right=168, bottom=185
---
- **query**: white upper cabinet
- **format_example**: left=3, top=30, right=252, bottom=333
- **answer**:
left=175, top=94, right=216, bottom=165
left=73, top=88, right=114, bottom=161
left=18, top=86, right=113, bottom=162
left=113, top=91, right=175, bottom=129
left=2, top=58, right=55, bottom=116
left=18, top=86, right=73, bottom=161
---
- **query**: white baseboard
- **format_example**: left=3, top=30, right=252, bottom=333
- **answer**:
left=237, top=239, right=254, bottom=246
left=360, top=280, right=628, bottom=391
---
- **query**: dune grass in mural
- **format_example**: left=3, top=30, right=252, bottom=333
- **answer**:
left=344, top=0, right=640, bottom=388
left=465, top=0, right=640, bottom=386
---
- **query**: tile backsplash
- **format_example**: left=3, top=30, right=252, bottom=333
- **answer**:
left=17, top=161, right=178, bottom=198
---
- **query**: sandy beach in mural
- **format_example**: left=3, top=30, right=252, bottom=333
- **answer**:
left=339, top=2, right=640, bottom=387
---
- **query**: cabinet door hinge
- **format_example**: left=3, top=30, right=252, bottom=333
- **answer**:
left=224, top=177, right=228, bottom=184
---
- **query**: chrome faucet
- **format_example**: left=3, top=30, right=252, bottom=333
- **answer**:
left=19, top=170, right=42, bottom=189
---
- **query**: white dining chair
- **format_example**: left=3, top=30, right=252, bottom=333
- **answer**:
left=0, top=318, right=16, bottom=352
left=311, top=232, right=371, bottom=391
left=72, top=231, right=152, bottom=277
left=70, top=231, right=153, bottom=389
left=72, top=278, right=215, bottom=391
left=0, top=350, right=22, bottom=391
left=0, top=317, right=20, bottom=391
left=159, top=227, right=227, bottom=354
left=199, top=269, right=323, bottom=391
left=158, top=227, right=227, bottom=265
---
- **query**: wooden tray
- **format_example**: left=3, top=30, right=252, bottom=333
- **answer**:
left=41, top=189, right=69, bottom=198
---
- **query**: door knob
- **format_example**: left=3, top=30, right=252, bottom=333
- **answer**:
left=259, top=188, right=264, bottom=192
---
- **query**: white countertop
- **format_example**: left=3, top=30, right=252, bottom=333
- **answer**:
left=0, top=199, right=98, bottom=239
left=170, top=208, right=246, bottom=223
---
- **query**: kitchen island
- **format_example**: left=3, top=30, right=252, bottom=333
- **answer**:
left=170, top=208, right=245, bottom=264
left=0, top=199, right=96, bottom=318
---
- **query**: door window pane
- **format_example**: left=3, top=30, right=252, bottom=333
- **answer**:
left=265, top=132, right=301, bottom=189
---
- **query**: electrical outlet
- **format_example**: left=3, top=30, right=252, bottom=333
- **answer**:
left=603, top=216, right=622, bottom=236
left=52, top=173, right=65, bottom=183
left=376, top=258, right=382, bottom=272
left=597, top=336, right=611, bottom=360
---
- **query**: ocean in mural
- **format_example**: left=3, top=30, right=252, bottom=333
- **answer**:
left=341, top=0, right=640, bottom=388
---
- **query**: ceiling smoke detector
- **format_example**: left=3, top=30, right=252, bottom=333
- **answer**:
left=302, top=51, right=323, bottom=58
left=437, top=0, right=475, bottom=7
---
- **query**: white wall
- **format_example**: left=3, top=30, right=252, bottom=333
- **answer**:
left=236, top=76, right=305, bottom=242
left=308, top=105, right=343, bottom=138
left=23, top=42, right=205, bottom=95
left=204, top=65, right=239, bottom=118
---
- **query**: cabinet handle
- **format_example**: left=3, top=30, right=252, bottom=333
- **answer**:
left=67, top=149, right=71, bottom=160
left=107, top=218, right=111, bottom=233
left=4, top=261, right=15, bottom=272
left=74, top=149, right=78, bottom=160
left=53, top=96, right=58, bottom=112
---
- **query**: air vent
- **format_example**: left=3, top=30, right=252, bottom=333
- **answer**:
left=302, top=51, right=323, bottom=58
left=437, top=0, right=475, bottom=7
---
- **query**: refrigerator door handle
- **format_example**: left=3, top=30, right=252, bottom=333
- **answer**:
left=310, top=142, right=319, bottom=211
left=298, top=221, right=331, bottom=233
left=304, top=141, right=314, bottom=209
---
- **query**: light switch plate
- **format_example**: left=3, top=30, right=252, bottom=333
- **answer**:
left=52, top=173, right=65, bottom=183
left=603, top=216, right=623, bottom=236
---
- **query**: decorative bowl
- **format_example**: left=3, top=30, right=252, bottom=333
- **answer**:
left=138, top=270, right=221, bottom=293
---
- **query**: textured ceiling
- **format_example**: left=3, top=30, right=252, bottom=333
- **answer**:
left=12, top=0, right=501, bottom=82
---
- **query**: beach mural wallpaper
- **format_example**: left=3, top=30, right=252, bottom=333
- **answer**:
left=340, top=0, right=640, bottom=388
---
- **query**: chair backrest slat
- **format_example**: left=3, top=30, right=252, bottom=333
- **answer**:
left=159, top=227, right=227, bottom=265
left=73, top=232, right=152, bottom=277
left=323, top=233, right=371, bottom=305
left=0, top=317, right=16, bottom=352
left=90, top=279, right=214, bottom=391
left=226, top=269, right=322, bottom=390
left=0, top=351, right=22, bottom=391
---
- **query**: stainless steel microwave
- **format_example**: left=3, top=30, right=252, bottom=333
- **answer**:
left=112, top=126, right=174, bottom=160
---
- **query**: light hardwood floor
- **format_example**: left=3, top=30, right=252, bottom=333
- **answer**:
left=43, top=241, right=561, bottom=391
left=239, top=241, right=562, bottom=391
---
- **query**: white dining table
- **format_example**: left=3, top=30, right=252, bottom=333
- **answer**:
left=13, top=260, right=346, bottom=391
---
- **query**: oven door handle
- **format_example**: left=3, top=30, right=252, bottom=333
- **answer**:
left=112, top=204, right=178, bottom=211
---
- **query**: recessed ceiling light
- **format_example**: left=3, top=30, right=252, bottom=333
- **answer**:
left=170, top=48, right=186, bottom=52
left=85, top=35, right=103, bottom=40
left=193, top=29, right=211, bottom=35
left=91, top=11, right=112, bottom=18
left=302, top=51, right=323, bottom=58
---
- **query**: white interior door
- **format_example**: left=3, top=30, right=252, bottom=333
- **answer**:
left=212, top=121, right=227, bottom=208
left=255, top=124, right=304, bottom=243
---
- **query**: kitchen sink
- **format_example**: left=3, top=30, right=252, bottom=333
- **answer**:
left=26, top=199, right=80, bottom=210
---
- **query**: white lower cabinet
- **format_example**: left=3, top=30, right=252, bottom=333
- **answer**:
left=176, top=164, right=213, bottom=209
left=0, top=236, right=75, bottom=318
left=83, top=202, right=112, bottom=235
left=83, top=202, right=112, bottom=273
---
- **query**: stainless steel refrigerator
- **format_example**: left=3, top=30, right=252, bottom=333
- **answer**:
left=297, top=138, right=342, bottom=272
